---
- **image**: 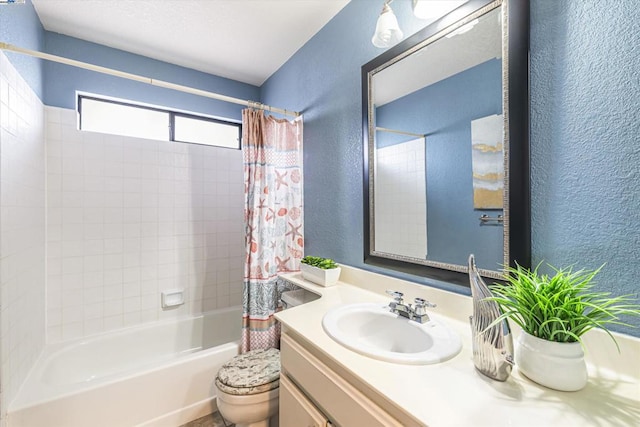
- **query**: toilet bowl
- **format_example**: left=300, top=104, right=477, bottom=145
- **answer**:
left=215, top=348, right=280, bottom=427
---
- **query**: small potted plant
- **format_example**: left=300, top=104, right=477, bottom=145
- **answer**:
left=488, top=263, right=640, bottom=391
left=300, top=256, right=341, bottom=287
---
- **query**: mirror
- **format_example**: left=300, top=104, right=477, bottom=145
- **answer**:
left=362, top=0, right=529, bottom=285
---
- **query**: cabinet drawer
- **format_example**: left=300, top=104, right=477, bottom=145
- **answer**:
left=281, top=333, right=403, bottom=427
left=280, top=373, right=329, bottom=427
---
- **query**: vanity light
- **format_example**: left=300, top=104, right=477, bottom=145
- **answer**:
left=412, top=0, right=467, bottom=20
left=445, top=18, right=479, bottom=38
left=372, top=0, right=404, bottom=48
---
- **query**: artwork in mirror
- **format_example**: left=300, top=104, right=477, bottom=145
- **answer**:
left=362, top=0, right=530, bottom=284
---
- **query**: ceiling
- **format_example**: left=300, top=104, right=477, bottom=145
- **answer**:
left=31, top=0, right=351, bottom=86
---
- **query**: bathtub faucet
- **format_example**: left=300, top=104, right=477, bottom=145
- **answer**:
left=386, top=290, right=436, bottom=324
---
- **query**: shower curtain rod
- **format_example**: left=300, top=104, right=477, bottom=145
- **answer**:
left=0, top=42, right=300, bottom=118
left=375, top=126, right=425, bottom=138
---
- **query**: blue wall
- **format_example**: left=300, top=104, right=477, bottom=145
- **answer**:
left=0, top=0, right=44, bottom=97
left=376, top=59, right=503, bottom=270
left=3, top=0, right=639, bottom=335
left=263, top=0, right=640, bottom=335
left=44, top=32, right=259, bottom=122
left=261, top=0, right=487, bottom=295
left=530, top=1, right=640, bottom=335
left=0, top=1, right=258, bottom=121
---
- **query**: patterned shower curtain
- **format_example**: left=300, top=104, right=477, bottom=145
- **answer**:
left=241, top=109, right=303, bottom=352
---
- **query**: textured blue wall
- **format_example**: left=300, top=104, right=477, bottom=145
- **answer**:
left=530, top=1, right=640, bottom=335
left=1, top=1, right=258, bottom=121
left=4, top=0, right=638, bottom=335
left=44, top=32, right=259, bottom=121
left=0, top=0, right=44, bottom=97
left=263, top=0, right=640, bottom=335
left=376, top=59, right=503, bottom=270
left=261, top=0, right=464, bottom=294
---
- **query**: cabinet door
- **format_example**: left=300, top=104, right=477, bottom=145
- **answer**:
left=281, top=333, right=404, bottom=427
left=280, top=373, right=329, bottom=427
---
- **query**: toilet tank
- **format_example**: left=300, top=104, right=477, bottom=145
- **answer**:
left=280, top=289, right=319, bottom=309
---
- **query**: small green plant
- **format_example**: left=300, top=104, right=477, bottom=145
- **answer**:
left=301, top=256, right=339, bottom=270
left=488, top=263, right=640, bottom=349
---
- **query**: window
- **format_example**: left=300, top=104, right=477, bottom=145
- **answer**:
left=173, top=114, right=240, bottom=149
left=78, top=95, right=241, bottom=149
left=80, top=97, right=169, bottom=141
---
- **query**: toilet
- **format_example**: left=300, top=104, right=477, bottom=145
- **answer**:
left=215, top=347, right=281, bottom=427
left=215, top=289, right=317, bottom=427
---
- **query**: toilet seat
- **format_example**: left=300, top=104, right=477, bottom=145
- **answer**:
left=216, top=348, right=280, bottom=396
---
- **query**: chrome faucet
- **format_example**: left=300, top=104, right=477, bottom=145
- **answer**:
left=412, top=297, right=436, bottom=323
left=386, top=290, right=436, bottom=324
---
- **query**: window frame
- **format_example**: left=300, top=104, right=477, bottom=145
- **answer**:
left=78, top=94, right=242, bottom=149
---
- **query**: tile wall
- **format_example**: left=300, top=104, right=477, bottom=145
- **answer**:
left=45, top=106, right=244, bottom=343
left=374, top=138, right=427, bottom=259
left=0, top=52, right=46, bottom=417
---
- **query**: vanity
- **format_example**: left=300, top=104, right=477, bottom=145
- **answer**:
left=275, top=266, right=640, bottom=427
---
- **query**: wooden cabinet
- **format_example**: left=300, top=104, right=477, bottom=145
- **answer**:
left=280, top=374, right=330, bottom=427
left=280, top=332, right=404, bottom=427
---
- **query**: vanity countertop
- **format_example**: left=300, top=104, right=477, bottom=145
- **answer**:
left=275, top=267, right=640, bottom=427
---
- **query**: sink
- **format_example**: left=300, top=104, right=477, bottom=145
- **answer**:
left=322, top=302, right=462, bottom=364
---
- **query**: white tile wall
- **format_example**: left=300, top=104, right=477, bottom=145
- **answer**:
left=45, top=106, right=244, bottom=343
left=374, top=138, right=428, bottom=259
left=0, top=52, right=46, bottom=418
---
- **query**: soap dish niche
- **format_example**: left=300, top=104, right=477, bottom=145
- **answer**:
left=161, top=289, right=185, bottom=309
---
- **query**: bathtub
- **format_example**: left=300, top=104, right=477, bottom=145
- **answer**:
left=8, top=306, right=241, bottom=427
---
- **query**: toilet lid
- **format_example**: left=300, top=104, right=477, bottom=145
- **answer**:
left=216, top=348, right=280, bottom=395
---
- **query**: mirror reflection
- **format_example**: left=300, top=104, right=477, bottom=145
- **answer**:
left=368, top=4, right=506, bottom=277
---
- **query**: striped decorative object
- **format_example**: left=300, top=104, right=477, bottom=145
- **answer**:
left=468, top=254, right=514, bottom=381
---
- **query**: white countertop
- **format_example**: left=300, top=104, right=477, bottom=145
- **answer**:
left=275, top=267, right=640, bottom=427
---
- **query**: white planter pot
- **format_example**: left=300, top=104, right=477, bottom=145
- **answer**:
left=300, top=264, right=341, bottom=287
left=515, top=331, right=587, bottom=392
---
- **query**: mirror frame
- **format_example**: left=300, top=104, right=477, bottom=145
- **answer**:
left=362, top=0, right=530, bottom=286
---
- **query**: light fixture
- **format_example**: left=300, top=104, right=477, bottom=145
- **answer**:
left=445, top=18, right=479, bottom=38
left=371, top=0, right=403, bottom=48
left=412, top=0, right=467, bottom=20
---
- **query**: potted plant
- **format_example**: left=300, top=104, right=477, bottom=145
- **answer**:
left=300, top=256, right=341, bottom=287
left=488, top=263, right=640, bottom=391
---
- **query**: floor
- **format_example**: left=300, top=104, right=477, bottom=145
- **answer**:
left=180, top=411, right=234, bottom=427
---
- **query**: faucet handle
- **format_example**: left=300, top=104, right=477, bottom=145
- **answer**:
left=386, top=290, right=404, bottom=303
left=413, top=298, right=436, bottom=313
left=414, top=297, right=436, bottom=307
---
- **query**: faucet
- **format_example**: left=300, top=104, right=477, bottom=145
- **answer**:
left=386, top=290, right=436, bottom=324
left=412, top=297, right=436, bottom=324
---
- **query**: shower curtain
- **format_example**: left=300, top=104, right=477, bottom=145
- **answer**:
left=241, top=109, right=303, bottom=352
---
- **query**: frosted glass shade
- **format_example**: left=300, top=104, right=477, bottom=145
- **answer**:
left=372, top=7, right=403, bottom=48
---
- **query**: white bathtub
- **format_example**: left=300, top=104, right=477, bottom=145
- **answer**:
left=8, top=306, right=242, bottom=427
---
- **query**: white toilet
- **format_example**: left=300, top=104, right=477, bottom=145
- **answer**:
left=215, top=346, right=281, bottom=427
left=215, top=290, right=317, bottom=427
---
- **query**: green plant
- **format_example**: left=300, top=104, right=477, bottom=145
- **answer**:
left=301, top=256, right=338, bottom=270
left=488, top=263, right=640, bottom=349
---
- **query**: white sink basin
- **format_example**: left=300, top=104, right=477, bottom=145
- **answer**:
left=322, top=302, right=462, bottom=365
